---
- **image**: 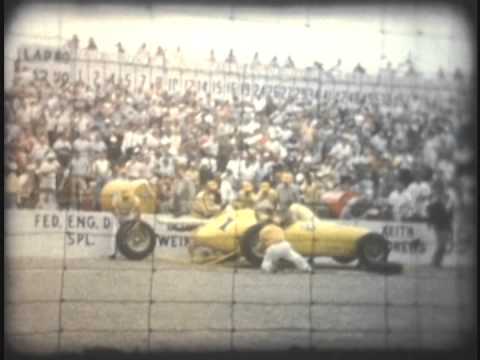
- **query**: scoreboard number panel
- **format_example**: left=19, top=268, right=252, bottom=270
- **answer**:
left=152, top=65, right=167, bottom=91
left=18, top=45, right=72, bottom=85
left=135, top=63, right=151, bottom=91
left=87, top=59, right=105, bottom=88
left=120, top=62, right=136, bottom=91
left=104, top=56, right=120, bottom=86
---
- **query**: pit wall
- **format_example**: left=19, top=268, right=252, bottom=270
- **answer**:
left=5, top=209, right=473, bottom=267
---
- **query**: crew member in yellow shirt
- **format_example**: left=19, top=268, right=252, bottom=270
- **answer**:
left=255, top=203, right=312, bottom=273
left=191, top=180, right=223, bottom=218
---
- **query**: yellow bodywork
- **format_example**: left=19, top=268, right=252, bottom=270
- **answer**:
left=191, top=204, right=371, bottom=258
left=100, top=179, right=157, bottom=214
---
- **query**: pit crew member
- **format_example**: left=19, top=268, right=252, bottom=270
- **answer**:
left=256, top=203, right=312, bottom=273
left=191, top=180, right=223, bottom=218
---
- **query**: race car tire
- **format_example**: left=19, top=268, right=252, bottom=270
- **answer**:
left=357, top=233, right=390, bottom=269
left=116, top=220, right=156, bottom=261
left=332, top=256, right=356, bottom=264
left=240, top=223, right=266, bottom=267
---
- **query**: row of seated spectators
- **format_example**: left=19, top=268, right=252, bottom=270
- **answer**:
left=4, top=65, right=471, bottom=225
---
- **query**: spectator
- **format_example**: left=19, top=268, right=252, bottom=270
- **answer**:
left=255, top=181, right=279, bottom=210
left=72, top=131, right=91, bottom=159
left=53, top=132, right=73, bottom=166
left=427, top=180, right=454, bottom=268
left=155, top=175, right=174, bottom=214
left=388, top=170, right=415, bottom=221
left=208, top=49, right=216, bottom=65
left=67, top=150, right=91, bottom=209
left=353, top=63, right=366, bottom=75
left=91, top=151, right=112, bottom=210
left=270, top=56, right=279, bottom=67
left=191, top=180, right=222, bottom=218
left=152, top=148, right=174, bottom=177
left=86, top=37, right=97, bottom=51
left=4, top=46, right=466, bottom=223
left=251, top=52, right=261, bottom=67
left=6, top=162, right=21, bottom=209
left=173, top=46, right=185, bottom=68
left=125, top=149, right=149, bottom=180
left=276, top=172, right=299, bottom=214
left=406, top=166, right=433, bottom=221
left=31, top=135, right=50, bottom=163
left=36, top=151, right=60, bottom=209
left=241, top=151, right=260, bottom=183
left=225, top=49, right=237, bottom=64
left=90, top=132, right=107, bottom=154
left=233, top=181, right=258, bottom=210
left=284, top=56, right=295, bottom=68
left=116, top=42, right=125, bottom=55
left=121, top=123, right=144, bottom=158
left=171, top=166, right=197, bottom=217
left=219, top=170, right=236, bottom=208
left=67, top=34, right=79, bottom=51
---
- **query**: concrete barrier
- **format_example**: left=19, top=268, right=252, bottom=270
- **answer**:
left=6, top=209, right=473, bottom=267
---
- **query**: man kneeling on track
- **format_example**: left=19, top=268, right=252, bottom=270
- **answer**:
left=111, top=189, right=141, bottom=259
left=255, top=203, right=312, bottom=273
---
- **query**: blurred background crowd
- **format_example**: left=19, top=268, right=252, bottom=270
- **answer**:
left=4, top=42, right=475, bottom=248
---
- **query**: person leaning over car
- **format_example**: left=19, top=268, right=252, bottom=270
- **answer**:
left=191, top=180, right=223, bottom=218
left=256, top=203, right=312, bottom=273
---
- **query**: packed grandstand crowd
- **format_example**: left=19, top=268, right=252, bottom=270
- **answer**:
left=4, top=48, right=474, bottom=231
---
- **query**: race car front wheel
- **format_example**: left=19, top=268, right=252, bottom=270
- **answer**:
left=116, top=220, right=156, bottom=260
left=240, top=223, right=266, bottom=267
left=357, top=233, right=389, bottom=269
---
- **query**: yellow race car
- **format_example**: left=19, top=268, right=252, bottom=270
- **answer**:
left=189, top=204, right=391, bottom=270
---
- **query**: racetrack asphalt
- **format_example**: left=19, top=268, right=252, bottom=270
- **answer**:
left=5, top=256, right=475, bottom=354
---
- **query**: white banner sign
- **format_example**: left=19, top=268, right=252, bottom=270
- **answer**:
left=6, top=209, right=116, bottom=258
left=350, top=220, right=473, bottom=267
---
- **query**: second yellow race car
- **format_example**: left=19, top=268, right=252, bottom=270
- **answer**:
left=189, top=204, right=391, bottom=270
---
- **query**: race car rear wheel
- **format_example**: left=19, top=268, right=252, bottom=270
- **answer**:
left=357, top=233, right=389, bottom=269
left=116, top=220, right=156, bottom=260
left=240, top=223, right=266, bottom=267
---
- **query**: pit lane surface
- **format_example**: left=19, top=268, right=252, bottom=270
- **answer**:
left=6, top=257, right=474, bottom=354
